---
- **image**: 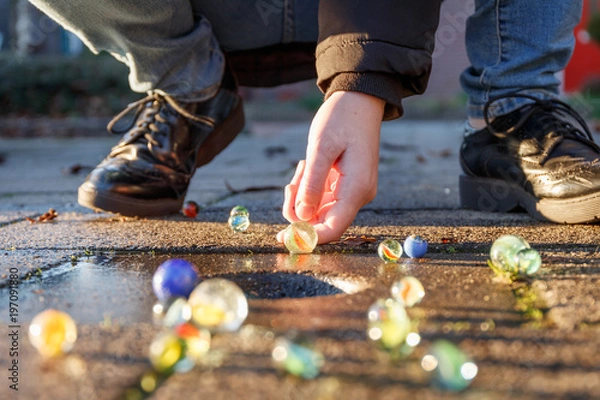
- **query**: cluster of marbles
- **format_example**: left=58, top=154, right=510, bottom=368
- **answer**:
left=377, top=235, right=428, bottom=263
left=28, top=309, right=77, bottom=358
left=272, top=336, right=324, bottom=379
left=488, top=234, right=541, bottom=278
left=228, top=206, right=250, bottom=232
left=181, top=200, right=200, bottom=218
left=150, top=259, right=248, bottom=377
left=283, top=221, right=318, bottom=254
left=152, top=271, right=248, bottom=335
left=367, top=276, right=426, bottom=358
left=421, top=340, right=478, bottom=391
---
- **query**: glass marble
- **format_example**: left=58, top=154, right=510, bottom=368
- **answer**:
left=152, top=259, right=199, bottom=302
left=272, top=337, right=324, bottom=379
left=367, top=298, right=411, bottom=350
left=139, top=371, right=159, bottom=393
left=148, top=324, right=211, bottom=374
left=391, top=276, right=425, bottom=307
left=422, top=340, right=478, bottom=391
left=228, top=206, right=250, bottom=232
left=28, top=309, right=77, bottom=358
left=228, top=214, right=250, bottom=233
left=489, top=235, right=541, bottom=277
left=403, top=235, right=428, bottom=258
left=182, top=200, right=199, bottom=218
left=148, top=332, right=185, bottom=373
left=152, top=297, right=192, bottom=328
left=283, top=221, right=318, bottom=254
left=230, top=205, right=249, bottom=217
left=174, top=322, right=211, bottom=366
left=188, top=278, right=248, bottom=333
left=489, top=234, right=529, bottom=275
left=377, top=239, right=403, bottom=263
left=516, top=248, right=542, bottom=275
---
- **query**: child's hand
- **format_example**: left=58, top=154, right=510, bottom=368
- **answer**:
left=277, top=91, right=384, bottom=244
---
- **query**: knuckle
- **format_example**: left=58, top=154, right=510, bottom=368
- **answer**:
left=301, top=184, right=323, bottom=201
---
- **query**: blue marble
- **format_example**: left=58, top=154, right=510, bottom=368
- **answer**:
left=403, top=235, right=428, bottom=258
left=152, top=259, right=199, bottom=302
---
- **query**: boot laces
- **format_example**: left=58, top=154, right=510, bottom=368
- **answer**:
left=484, top=93, right=594, bottom=141
left=483, top=92, right=598, bottom=163
left=107, top=93, right=215, bottom=148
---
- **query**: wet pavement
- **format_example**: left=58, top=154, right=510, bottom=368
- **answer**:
left=1, top=121, right=600, bottom=399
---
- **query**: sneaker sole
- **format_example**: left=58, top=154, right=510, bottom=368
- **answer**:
left=459, top=174, right=600, bottom=224
left=78, top=98, right=245, bottom=216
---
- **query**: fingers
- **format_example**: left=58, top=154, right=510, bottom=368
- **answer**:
left=312, top=167, right=375, bottom=244
left=295, top=115, right=341, bottom=222
left=279, top=162, right=335, bottom=244
left=295, top=157, right=335, bottom=221
left=282, top=161, right=305, bottom=223
left=279, top=167, right=376, bottom=245
left=290, top=159, right=306, bottom=187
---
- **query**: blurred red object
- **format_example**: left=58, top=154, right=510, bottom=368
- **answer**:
left=564, top=0, right=600, bottom=92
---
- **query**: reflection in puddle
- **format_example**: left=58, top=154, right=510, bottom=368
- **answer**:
left=1, top=256, right=155, bottom=325
left=215, top=272, right=346, bottom=299
left=2, top=253, right=378, bottom=325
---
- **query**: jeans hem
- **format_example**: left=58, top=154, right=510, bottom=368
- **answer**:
left=467, top=88, right=559, bottom=119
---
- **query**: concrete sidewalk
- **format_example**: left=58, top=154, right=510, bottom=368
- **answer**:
left=1, top=120, right=599, bottom=399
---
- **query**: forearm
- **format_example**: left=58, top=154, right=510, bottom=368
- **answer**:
left=316, top=0, right=443, bottom=120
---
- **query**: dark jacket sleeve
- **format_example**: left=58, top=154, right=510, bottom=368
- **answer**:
left=316, top=1, right=442, bottom=120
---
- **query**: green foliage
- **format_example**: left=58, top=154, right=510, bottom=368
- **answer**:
left=0, top=53, right=138, bottom=117
left=588, top=12, right=600, bottom=45
left=298, top=92, right=323, bottom=112
left=566, top=90, right=600, bottom=120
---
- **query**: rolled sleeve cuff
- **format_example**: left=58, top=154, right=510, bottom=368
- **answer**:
left=324, top=72, right=405, bottom=120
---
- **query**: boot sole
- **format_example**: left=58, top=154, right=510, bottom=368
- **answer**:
left=77, top=187, right=184, bottom=217
left=459, top=174, right=600, bottom=224
left=78, top=98, right=245, bottom=216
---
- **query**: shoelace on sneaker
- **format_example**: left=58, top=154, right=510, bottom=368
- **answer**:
left=483, top=93, right=599, bottom=163
left=106, top=92, right=216, bottom=147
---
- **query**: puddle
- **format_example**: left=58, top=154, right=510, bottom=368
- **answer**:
left=3, top=253, right=378, bottom=325
left=218, top=272, right=349, bottom=299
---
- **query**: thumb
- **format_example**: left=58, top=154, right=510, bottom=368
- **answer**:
left=295, top=154, right=333, bottom=221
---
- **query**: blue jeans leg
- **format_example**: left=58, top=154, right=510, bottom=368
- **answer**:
left=28, top=0, right=226, bottom=102
left=460, top=0, right=583, bottom=119
left=28, top=0, right=319, bottom=101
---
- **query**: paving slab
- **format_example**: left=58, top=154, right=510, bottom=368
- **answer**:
left=0, top=250, right=77, bottom=285
left=1, top=121, right=599, bottom=399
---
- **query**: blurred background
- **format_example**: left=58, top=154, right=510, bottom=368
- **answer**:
left=0, top=0, right=598, bottom=137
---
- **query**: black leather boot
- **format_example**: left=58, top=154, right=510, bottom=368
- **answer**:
left=78, top=68, right=244, bottom=216
left=460, top=94, right=600, bottom=223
